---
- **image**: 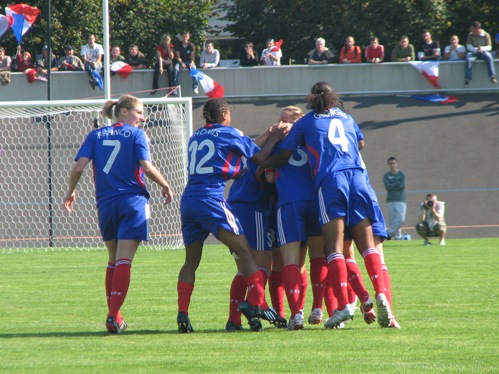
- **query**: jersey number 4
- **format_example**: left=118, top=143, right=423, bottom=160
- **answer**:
left=327, top=118, right=348, bottom=152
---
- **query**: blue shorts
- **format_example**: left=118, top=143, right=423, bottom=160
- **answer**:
left=231, top=202, right=272, bottom=251
left=318, top=169, right=377, bottom=231
left=98, top=194, right=150, bottom=242
left=180, top=194, right=245, bottom=246
left=276, top=200, right=321, bottom=246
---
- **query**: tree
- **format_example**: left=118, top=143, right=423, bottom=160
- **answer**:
left=1, top=0, right=214, bottom=66
left=223, top=0, right=499, bottom=63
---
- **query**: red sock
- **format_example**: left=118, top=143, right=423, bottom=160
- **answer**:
left=326, top=253, right=349, bottom=310
left=324, top=281, right=338, bottom=317
left=259, top=268, right=270, bottom=309
left=362, top=248, right=386, bottom=297
left=382, top=264, right=393, bottom=306
left=108, top=258, right=132, bottom=319
left=345, top=258, right=370, bottom=303
left=177, top=281, right=194, bottom=315
left=299, top=268, right=308, bottom=312
left=228, top=273, right=246, bottom=325
left=282, top=264, right=302, bottom=317
left=244, top=271, right=265, bottom=307
left=310, top=257, right=327, bottom=310
left=105, top=262, right=123, bottom=323
left=269, top=271, right=285, bottom=318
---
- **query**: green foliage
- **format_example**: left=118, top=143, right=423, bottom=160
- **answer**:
left=0, top=0, right=213, bottom=66
left=224, top=0, right=499, bottom=63
left=1, top=239, right=498, bottom=372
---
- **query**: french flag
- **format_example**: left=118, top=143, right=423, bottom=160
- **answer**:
left=5, top=4, right=40, bottom=44
left=0, top=15, right=13, bottom=38
left=409, top=61, right=441, bottom=88
left=190, top=68, right=225, bottom=98
left=110, top=61, right=133, bottom=79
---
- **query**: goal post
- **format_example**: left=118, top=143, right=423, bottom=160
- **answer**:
left=0, top=97, right=192, bottom=253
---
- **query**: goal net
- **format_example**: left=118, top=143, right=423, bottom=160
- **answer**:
left=0, top=97, right=192, bottom=253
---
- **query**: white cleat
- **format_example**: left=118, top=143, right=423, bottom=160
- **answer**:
left=324, top=304, right=354, bottom=329
left=307, top=308, right=324, bottom=325
left=288, top=313, right=304, bottom=330
left=376, top=293, right=395, bottom=328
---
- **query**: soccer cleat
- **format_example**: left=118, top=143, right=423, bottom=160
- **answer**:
left=288, top=313, right=304, bottom=330
left=225, top=321, right=244, bottom=332
left=257, top=306, right=287, bottom=328
left=105, top=316, right=127, bottom=334
left=238, top=300, right=263, bottom=332
left=376, top=293, right=395, bottom=328
left=360, top=297, right=376, bottom=324
left=439, top=239, right=446, bottom=246
left=324, top=304, right=355, bottom=329
left=308, top=308, right=324, bottom=325
left=177, top=311, right=194, bottom=333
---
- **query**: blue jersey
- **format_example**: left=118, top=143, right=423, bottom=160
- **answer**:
left=75, top=123, right=151, bottom=209
left=274, top=145, right=315, bottom=206
left=227, top=160, right=266, bottom=205
left=279, top=108, right=364, bottom=189
left=183, top=124, right=261, bottom=196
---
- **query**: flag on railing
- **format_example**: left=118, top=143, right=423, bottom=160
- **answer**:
left=409, top=61, right=441, bottom=88
left=190, top=68, right=225, bottom=98
left=411, top=94, right=458, bottom=104
left=0, top=15, right=13, bottom=38
left=110, top=61, right=133, bottom=79
left=5, top=4, right=40, bottom=44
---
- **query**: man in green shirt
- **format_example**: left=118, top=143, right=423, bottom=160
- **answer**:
left=383, top=157, right=406, bottom=240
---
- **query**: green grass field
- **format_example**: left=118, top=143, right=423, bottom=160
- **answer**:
left=1, top=239, right=497, bottom=373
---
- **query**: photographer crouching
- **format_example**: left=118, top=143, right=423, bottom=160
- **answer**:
left=415, top=193, right=447, bottom=246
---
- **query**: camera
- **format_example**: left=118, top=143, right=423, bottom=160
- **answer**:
left=425, top=200, right=434, bottom=208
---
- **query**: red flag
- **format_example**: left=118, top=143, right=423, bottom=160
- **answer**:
left=5, top=4, right=40, bottom=44
left=270, top=39, right=283, bottom=53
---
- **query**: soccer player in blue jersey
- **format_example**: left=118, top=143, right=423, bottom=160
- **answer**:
left=266, top=106, right=327, bottom=330
left=177, top=98, right=287, bottom=333
left=64, top=95, right=174, bottom=334
left=257, top=81, right=395, bottom=329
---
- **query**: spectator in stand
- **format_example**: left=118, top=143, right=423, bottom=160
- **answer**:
left=365, top=36, right=384, bottom=63
left=443, top=35, right=466, bottom=61
left=464, top=21, right=497, bottom=88
left=308, top=38, right=335, bottom=65
left=15, top=45, right=34, bottom=72
left=172, top=31, right=199, bottom=95
left=0, top=46, right=12, bottom=85
left=80, top=34, right=104, bottom=90
left=35, top=45, right=58, bottom=81
left=126, top=45, right=148, bottom=69
left=391, top=35, right=415, bottom=62
left=418, top=30, right=440, bottom=61
left=0, top=46, right=12, bottom=71
left=152, top=34, right=174, bottom=95
left=200, top=41, right=220, bottom=69
left=56, top=45, right=84, bottom=71
left=240, top=42, right=259, bottom=67
left=260, top=38, right=282, bottom=66
left=339, top=36, right=362, bottom=64
left=110, top=46, right=125, bottom=64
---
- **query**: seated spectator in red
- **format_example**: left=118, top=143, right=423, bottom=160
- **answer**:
left=308, top=37, right=335, bottom=64
left=339, top=36, right=362, bottom=64
left=240, top=42, right=259, bottom=66
left=126, top=45, right=148, bottom=69
left=57, top=45, right=84, bottom=71
left=365, top=36, right=384, bottom=63
left=15, top=45, right=34, bottom=72
left=152, top=34, right=174, bottom=94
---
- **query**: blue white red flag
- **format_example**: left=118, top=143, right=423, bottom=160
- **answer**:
left=0, top=15, right=13, bottom=38
left=190, top=68, right=224, bottom=98
left=411, top=94, right=458, bottom=104
left=409, top=61, right=441, bottom=88
left=5, top=4, right=40, bottom=44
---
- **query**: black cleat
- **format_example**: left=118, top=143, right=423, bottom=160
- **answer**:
left=177, top=312, right=194, bottom=333
left=105, top=316, right=127, bottom=334
left=258, top=306, right=287, bottom=328
left=238, top=300, right=263, bottom=332
left=225, top=321, right=244, bottom=332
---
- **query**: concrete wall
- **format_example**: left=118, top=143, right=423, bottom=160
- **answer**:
left=1, top=61, right=498, bottom=102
